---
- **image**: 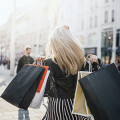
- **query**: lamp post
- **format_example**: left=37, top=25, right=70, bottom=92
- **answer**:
left=104, top=33, right=107, bottom=63
left=108, top=36, right=112, bottom=64
left=10, top=0, right=16, bottom=76
left=112, top=0, right=117, bottom=63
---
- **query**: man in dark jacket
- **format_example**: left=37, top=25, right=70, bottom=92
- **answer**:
left=17, top=46, right=34, bottom=73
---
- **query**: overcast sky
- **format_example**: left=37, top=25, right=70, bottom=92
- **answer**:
left=0, top=0, right=33, bottom=25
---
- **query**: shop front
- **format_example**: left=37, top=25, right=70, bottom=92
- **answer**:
left=101, top=28, right=120, bottom=64
left=84, top=47, right=97, bottom=57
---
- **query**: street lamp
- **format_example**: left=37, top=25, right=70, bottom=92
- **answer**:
left=108, top=36, right=111, bottom=40
left=108, top=36, right=112, bottom=64
left=104, top=33, right=107, bottom=63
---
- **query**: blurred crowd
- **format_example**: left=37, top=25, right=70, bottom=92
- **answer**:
left=0, top=47, right=120, bottom=73
left=0, top=59, right=11, bottom=70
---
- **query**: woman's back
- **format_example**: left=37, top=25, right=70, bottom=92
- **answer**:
left=42, top=26, right=98, bottom=120
left=45, top=58, right=78, bottom=99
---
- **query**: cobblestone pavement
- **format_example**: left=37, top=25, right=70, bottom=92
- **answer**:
left=0, top=65, right=47, bottom=120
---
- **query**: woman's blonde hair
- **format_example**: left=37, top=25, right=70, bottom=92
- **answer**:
left=45, top=25, right=86, bottom=76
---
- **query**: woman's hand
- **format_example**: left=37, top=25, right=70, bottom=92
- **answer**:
left=41, top=56, right=46, bottom=61
left=87, top=54, right=98, bottom=64
left=37, top=56, right=45, bottom=61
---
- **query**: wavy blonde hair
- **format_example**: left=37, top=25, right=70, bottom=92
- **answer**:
left=45, top=25, right=86, bottom=76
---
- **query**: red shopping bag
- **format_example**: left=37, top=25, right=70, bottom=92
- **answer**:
left=36, top=65, right=49, bottom=92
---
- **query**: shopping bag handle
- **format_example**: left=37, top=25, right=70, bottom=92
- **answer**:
left=33, top=59, right=45, bottom=66
left=88, top=58, right=103, bottom=72
left=88, top=61, right=92, bottom=72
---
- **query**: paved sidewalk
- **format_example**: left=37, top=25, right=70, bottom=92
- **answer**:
left=0, top=65, right=47, bottom=120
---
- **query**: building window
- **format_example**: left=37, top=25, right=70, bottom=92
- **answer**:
left=95, top=2, right=98, bottom=8
left=105, top=0, right=109, bottom=3
left=77, top=18, right=81, bottom=31
left=117, top=29, right=120, bottom=47
left=101, top=29, right=113, bottom=64
left=105, top=11, right=108, bottom=23
left=90, top=17, right=92, bottom=28
left=116, top=29, right=120, bottom=58
left=95, top=16, right=98, bottom=27
left=81, top=20, right=84, bottom=30
left=112, top=10, right=114, bottom=22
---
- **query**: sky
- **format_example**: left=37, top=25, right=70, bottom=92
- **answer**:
left=0, top=0, right=32, bottom=25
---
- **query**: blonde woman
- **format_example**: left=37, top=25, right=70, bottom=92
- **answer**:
left=42, top=26, right=99, bottom=120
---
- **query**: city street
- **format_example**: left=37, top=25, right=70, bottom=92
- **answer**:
left=0, top=0, right=120, bottom=119
left=0, top=65, right=47, bottom=120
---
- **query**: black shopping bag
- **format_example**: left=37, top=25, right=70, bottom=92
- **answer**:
left=1, top=64, right=45, bottom=110
left=79, top=63, right=120, bottom=120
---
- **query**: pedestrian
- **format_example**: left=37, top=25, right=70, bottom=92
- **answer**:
left=3, top=59, right=7, bottom=69
left=115, top=60, right=120, bottom=72
left=7, top=60, right=10, bottom=70
left=35, top=57, right=41, bottom=65
left=17, top=46, right=34, bottom=73
left=0, top=59, right=2, bottom=66
left=17, top=46, right=34, bottom=119
left=34, top=56, right=45, bottom=65
left=41, top=25, right=99, bottom=120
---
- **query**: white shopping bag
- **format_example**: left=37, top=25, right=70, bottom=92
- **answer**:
left=30, top=70, right=50, bottom=109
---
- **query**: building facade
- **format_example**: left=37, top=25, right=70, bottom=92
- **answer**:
left=0, top=0, right=51, bottom=60
left=0, top=0, right=120, bottom=63
left=59, top=0, right=120, bottom=63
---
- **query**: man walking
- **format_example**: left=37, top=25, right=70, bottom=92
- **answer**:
left=17, top=46, right=34, bottom=73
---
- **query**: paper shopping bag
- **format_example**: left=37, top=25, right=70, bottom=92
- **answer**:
left=79, top=63, right=120, bottom=120
left=72, top=71, right=91, bottom=116
left=1, top=65, right=45, bottom=110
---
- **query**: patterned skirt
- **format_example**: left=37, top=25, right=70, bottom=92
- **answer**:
left=42, top=97, right=92, bottom=120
